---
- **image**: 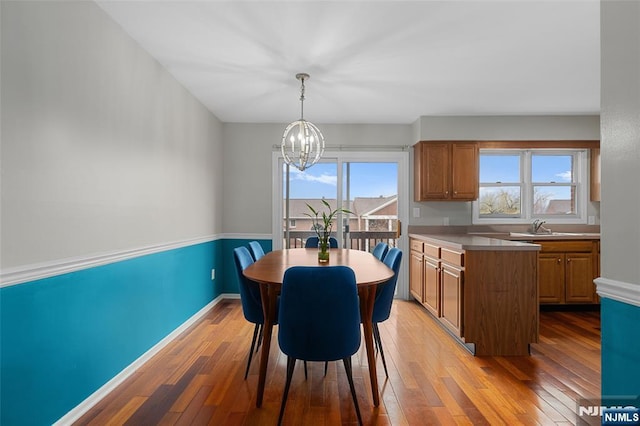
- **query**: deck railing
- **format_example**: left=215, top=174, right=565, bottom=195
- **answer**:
left=284, top=230, right=397, bottom=252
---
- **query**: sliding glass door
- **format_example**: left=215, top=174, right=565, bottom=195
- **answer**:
left=342, top=162, right=400, bottom=252
left=281, top=161, right=339, bottom=248
left=273, top=150, right=409, bottom=297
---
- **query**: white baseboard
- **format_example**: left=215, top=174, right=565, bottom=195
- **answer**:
left=595, top=276, right=640, bottom=308
left=53, top=294, right=232, bottom=425
left=221, top=293, right=241, bottom=300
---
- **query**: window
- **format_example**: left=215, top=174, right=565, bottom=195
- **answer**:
left=473, top=149, right=587, bottom=224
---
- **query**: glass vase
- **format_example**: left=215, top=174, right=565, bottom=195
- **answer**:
left=318, top=242, right=330, bottom=263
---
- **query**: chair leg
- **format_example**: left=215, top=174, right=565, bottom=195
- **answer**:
left=278, top=357, right=297, bottom=426
left=342, top=357, right=363, bottom=426
left=324, top=361, right=328, bottom=376
left=256, top=323, right=263, bottom=351
left=304, top=361, right=308, bottom=380
left=373, top=323, right=389, bottom=378
left=244, top=323, right=260, bottom=380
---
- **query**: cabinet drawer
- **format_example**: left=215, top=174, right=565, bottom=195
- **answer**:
left=539, top=241, right=594, bottom=253
left=410, top=239, right=424, bottom=252
left=424, top=243, right=440, bottom=258
left=441, top=248, right=464, bottom=267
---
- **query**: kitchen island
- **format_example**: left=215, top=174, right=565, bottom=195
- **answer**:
left=409, top=234, right=540, bottom=356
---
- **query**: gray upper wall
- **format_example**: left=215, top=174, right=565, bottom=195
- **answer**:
left=222, top=123, right=413, bottom=233
left=600, top=1, right=640, bottom=285
left=1, top=1, right=604, bottom=269
left=410, top=115, right=601, bottom=226
left=223, top=116, right=600, bottom=233
left=416, top=115, right=600, bottom=140
left=1, top=2, right=224, bottom=269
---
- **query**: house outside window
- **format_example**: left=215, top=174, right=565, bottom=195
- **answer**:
left=472, top=149, right=588, bottom=224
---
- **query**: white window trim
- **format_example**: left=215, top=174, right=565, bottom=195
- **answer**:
left=472, top=149, right=588, bottom=225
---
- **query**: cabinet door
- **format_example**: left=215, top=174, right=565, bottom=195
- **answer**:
left=565, top=252, right=595, bottom=303
left=450, top=143, right=479, bottom=200
left=441, top=264, right=463, bottom=336
left=423, top=257, right=440, bottom=317
left=416, top=143, right=450, bottom=200
left=539, top=253, right=565, bottom=304
left=409, top=251, right=424, bottom=302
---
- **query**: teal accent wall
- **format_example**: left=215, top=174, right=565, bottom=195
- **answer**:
left=0, top=240, right=221, bottom=426
left=221, top=238, right=272, bottom=293
left=601, top=298, right=640, bottom=399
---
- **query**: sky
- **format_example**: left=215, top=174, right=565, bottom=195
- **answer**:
left=286, top=162, right=398, bottom=199
left=284, top=155, right=573, bottom=201
left=480, top=154, right=573, bottom=183
left=480, top=154, right=574, bottom=201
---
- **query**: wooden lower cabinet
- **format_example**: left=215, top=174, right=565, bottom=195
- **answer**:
left=537, top=241, right=598, bottom=305
left=440, top=263, right=463, bottom=336
left=409, top=250, right=424, bottom=302
left=539, top=253, right=565, bottom=303
left=464, top=250, right=538, bottom=356
left=565, top=252, right=595, bottom=303
left=423, top=256, right=440, bottom=317
left=409, top=237, right=538, bottom=356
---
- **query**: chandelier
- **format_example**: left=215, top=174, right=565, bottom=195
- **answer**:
left=281, top=73, right=325, bottom=171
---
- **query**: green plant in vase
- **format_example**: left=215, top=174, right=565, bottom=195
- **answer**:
left=305, top=199, right=352, bottom=263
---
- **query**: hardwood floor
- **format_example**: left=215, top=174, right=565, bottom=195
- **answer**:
left=75, top=300, right=600, bottom=425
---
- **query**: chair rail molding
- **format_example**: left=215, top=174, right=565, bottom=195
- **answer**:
left=595, top=277, right=640, bottom=308
left=221, top=233, right=273, bottom=240
left=1, top=234, right=220, bottom=288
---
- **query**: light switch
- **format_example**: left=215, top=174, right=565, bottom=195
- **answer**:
left=413, top=207, right=420, bottom=218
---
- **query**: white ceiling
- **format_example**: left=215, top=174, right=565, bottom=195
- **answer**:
left=96, top=0, right=600, bottom=124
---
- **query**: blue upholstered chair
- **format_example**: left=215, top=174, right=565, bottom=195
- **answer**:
left=248, top=241, right=265, bottom=261
left=305, top=236, right=338, bottom=248
left=233, top=246, right=274, bottom=380
left=372, top=242, right=389, bottom=260
left=277, top=266, right=363, bottom=425
left=372, top=247, right=403, bottom=378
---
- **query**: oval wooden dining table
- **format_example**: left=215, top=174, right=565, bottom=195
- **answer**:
left=242, top=248, right=394, bottom=408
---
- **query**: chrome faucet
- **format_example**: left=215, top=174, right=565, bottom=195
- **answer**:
left=531, top=219, right=550, bottom=234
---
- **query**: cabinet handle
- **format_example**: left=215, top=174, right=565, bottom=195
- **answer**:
left=567, top=258, right=572, bottom=263
left=557, top=258, right=562, bottom=263
left=454, top=191, right=458, bottom=195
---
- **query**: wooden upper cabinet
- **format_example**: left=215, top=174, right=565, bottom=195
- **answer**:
left=414, top=142, right=449, bottom=200
left=414, top=141, right=479, bottom=201
left=450, top=144, right=479, bottom=200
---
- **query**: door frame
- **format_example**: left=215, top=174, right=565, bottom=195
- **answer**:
left=272, top=150, right=410, bottom=299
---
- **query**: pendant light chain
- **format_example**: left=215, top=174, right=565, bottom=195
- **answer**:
left=299, top=75, right=305, bottom=119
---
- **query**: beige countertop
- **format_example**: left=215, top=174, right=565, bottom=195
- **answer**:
left=468, top=232, right=601, bottom=241
left=409, top=233, right=541, bottom=251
